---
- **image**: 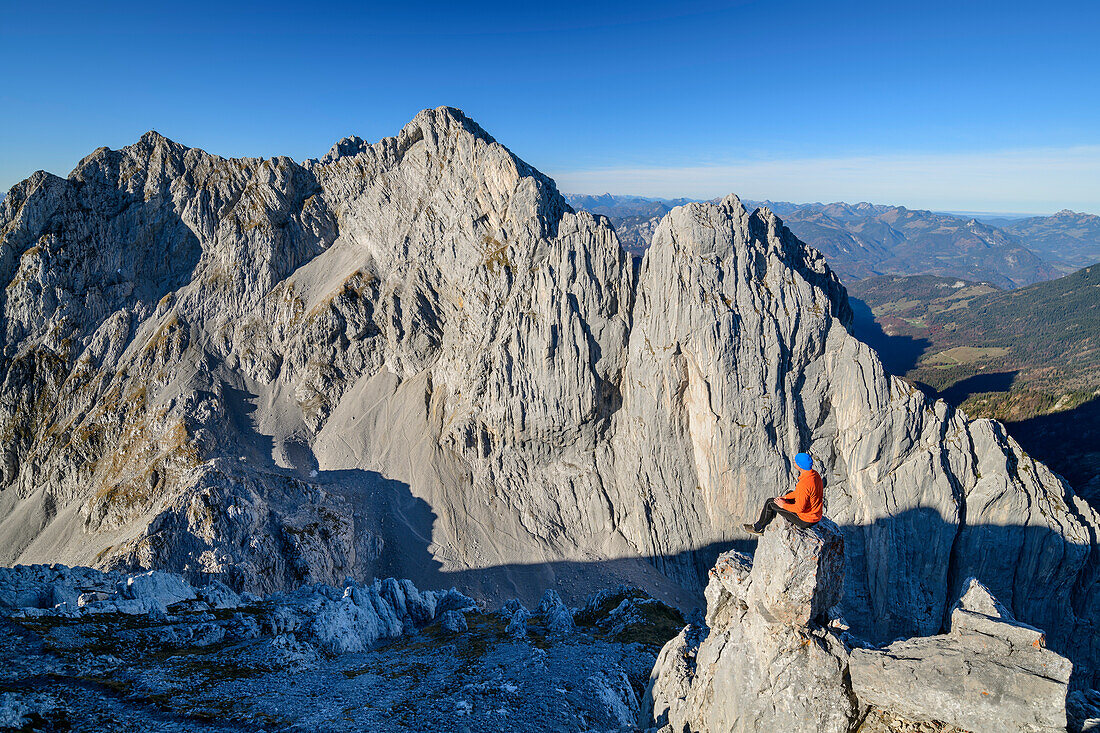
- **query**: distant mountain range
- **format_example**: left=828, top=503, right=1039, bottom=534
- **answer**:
left=566, top=194, right=1099, bottom=288
left=562, top=193, right=693, bottom=219
left=998, top=209, right=1100, bottom=268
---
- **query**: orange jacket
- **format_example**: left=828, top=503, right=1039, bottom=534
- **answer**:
left=780, top=469, right=823, bottom=522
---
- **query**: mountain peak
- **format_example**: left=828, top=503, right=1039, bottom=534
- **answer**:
left=3, top=111, right=1100, bottom=694
left=139, top=129, right=173, bottom=146
left=322, top=106, right=498, bottom=164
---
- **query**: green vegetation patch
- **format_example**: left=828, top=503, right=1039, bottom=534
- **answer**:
left=923, top=346, right=1011, bottom=367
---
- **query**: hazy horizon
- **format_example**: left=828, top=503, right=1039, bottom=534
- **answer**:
left=559, top=191, right=1076, bottom=219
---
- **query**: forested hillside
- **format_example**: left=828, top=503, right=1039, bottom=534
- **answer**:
left=851, top=265, right=1100, bottom=500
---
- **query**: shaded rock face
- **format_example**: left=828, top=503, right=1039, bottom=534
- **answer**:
left=646, top=520, right=857, bottom=733
left=1069, top=689, right=1100, bottom=733
left=850, top=577, right=1072, bottom=733
left=1, top=107, right=1099, bottom=685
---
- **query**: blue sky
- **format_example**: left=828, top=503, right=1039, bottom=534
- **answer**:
left=2, top=0, right=1098, bottom=213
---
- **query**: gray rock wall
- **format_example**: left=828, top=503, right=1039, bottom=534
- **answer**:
left=1, top=106, right=1098, bottom=684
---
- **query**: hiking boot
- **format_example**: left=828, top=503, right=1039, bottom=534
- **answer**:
left=742, top=523, right=763, bottom=536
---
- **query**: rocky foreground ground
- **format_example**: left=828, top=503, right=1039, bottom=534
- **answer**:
left=0, top=563, right=682, bottom=731
left=5, top=520, right=1100, bottom=732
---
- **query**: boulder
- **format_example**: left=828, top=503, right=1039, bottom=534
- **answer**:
left=537, top=589, right=575, bottom=637
left=646, top=519, right=857, bottom=733
left=440, top=610, right=467, bottom=633
left=643, top=624, right=706, bottom=730
left=399, top=579, right=435, bottom=625
left=120, top=570, right=196, bottom=608
left=574, top=586, right=686, bottom=645
left=744, top=517, right=844, bottom=626
left=1068, top=689, right=1100, bottom=733
left=197, top=580, right=241, bottom=609
left=500, top=599, right=532, bottom=639
left=581, top=671, right=641, bottom=730
left=307, top=594, right=386, bottom=653
left=379, top=578, right=409, bottom=620
left=431, top=588, right=478, bottom=615
left=849, top=577, right=1072, bottom=733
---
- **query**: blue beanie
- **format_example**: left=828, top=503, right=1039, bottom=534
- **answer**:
left=795, top=452, right=813, bottom=471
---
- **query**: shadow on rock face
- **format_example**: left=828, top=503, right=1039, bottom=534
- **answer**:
left=848, top=296, right=931, bottom=376
left=429, top=508, right=1100, bottom=692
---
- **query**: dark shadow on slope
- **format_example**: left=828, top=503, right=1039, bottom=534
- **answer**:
left=1005, top=395, right=1100, bottom=507
left=221, top=385, right=275, bottom=463
left=436, top=539, right=757, bottom=615
left=315, top=467, right=443, bottom=585
left=423, top=509, right=1100, bottom=691
left=215, top=383, right=444, bottom=590
left=937, top=370, right=1019, bottom=403
left=848, top=297, right=930, bottom=375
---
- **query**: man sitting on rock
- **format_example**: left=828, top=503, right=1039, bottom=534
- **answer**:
left=743, top=452, right=823, bottom=535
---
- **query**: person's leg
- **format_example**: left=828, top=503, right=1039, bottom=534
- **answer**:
left=775, top=506, right=815, bottom=529
left=754, top=499, right=780, bottom=531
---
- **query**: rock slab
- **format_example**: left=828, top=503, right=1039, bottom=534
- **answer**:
left=849, top=577, right=1072, bottom=733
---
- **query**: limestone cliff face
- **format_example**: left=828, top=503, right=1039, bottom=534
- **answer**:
left=612, top=197, right=1100, bottom=678
left=1, top=107, right=1098, bottom=683
left=0, top=108, right=635, bottom=598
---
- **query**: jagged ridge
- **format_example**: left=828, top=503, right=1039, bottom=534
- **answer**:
left=1, top=107, right=1098, bottom=688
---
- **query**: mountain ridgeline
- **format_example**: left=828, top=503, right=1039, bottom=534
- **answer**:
left=570, top=194, right=1099, bottom=288
left=1001, top=209, right=1100, bottom=268
left=3, top=108, right=1100, bottom=688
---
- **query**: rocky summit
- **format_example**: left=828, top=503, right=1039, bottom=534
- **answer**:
left=646, top=521, right=1075, bottom=733
left=2, top=107, right=1100, bottom=729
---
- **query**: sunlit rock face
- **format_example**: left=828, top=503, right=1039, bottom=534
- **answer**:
left=1, top=106, right=1098, bottom=685
left=645, top=528, right=1072, bottom=733
left=644, top=520, right=855, bottom=733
